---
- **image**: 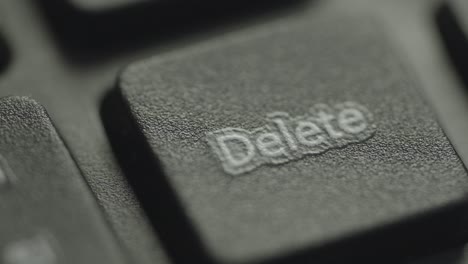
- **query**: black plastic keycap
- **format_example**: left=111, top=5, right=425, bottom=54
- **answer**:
left=103, top=13, right=468, bottom=264
left=0, top=97, right=127, bottom=264
left=68, top=0, right=148, bottom=12
left=37, top=0, right=303, bottom=60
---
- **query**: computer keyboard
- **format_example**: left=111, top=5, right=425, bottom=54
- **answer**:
left=3, top=0, right=468, bottom=263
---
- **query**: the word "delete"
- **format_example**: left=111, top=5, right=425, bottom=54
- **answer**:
left=206, top=102, right=376, bottom=175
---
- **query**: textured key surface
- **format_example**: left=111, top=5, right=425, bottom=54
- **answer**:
left=107, top=13, right=468, bottom=264
left=0, top=97, right=127, bottom=264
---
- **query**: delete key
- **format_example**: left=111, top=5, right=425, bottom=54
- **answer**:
left=103, top=13, right=468, bottom=264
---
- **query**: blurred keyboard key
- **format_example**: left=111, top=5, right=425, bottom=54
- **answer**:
left=37, top=0, right=304, bottom=61
left=0, top=97, right=127, bottom=264
left=103, top=14, right=468, bottom=263
left=68, top=0, right=149, bottom=12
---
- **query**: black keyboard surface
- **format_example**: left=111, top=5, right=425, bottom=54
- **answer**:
left=3, top=0, right=468, bottom=263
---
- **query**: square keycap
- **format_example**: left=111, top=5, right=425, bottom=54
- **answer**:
left=109, top=13, right=468, bottom=263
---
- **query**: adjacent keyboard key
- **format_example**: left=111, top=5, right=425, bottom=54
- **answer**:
left=37, top=0, right=303, bottom=60
left=0, top=97, right=127, bottom=264
left=437, top=0, right=468, bottom=85
left=103, top=14, right=468, bottom=263
left=68, top=0, right=149, bottom=12
left=37, top=0, right=156, bottom=54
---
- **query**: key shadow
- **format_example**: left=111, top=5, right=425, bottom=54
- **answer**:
left=100, top=86, right=468, bottom=264
left=408, top=248, right=466, bottom=264
left=436, top=3, right=468, bottom=88
left=100, top=88, right=216, bottom=264
left=34, top=0, right=308, bottom=65
left=0, top=34, right=10, bottom=74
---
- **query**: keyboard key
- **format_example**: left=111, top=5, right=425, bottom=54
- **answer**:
left=0, top=97, right=127, bottom=264
left=437, top=0, right=468, bottom=85
left=37, top=0, right=155, bottom=53
left=37, top=0, right=303, bottom=60
left=68, top=0, right=148, bottom=12
left=103, top=14, right=468, bottom=263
